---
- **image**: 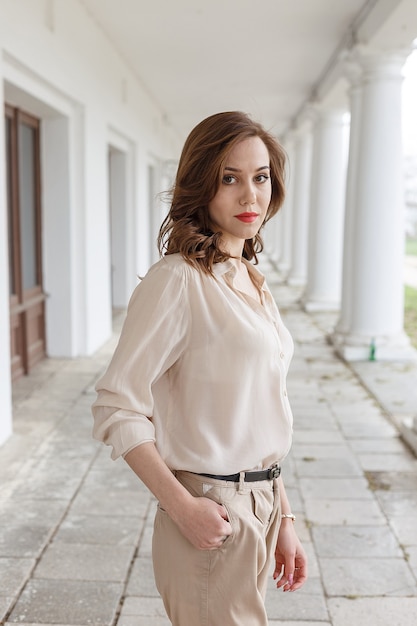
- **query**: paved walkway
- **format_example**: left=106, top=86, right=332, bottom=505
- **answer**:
left=1, top=260, right=417, bottom=626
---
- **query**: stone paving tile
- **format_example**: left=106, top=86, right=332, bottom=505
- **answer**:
left=356, top=452, right=417, bottom=472
left=70, top=482, right=150, bottom=518
left=353, top=360, right=417, bottom=417
left=295, top=456, right=363, bottom=478
left=406, top=546, right=417, bottom=577
left=265, top=584, right=329, bottom=622
left=304, top=498, right=387, bottom=526
left=0, top=558, right=35, bottom=596
left=137, top=523, right=154, bottom=558
left=284, top=486, right=303, bottom=511
left=320, top=557, right=417, bottom=596
left=119, top=596, right=169, bottom=618
left=312, top=525, right=403, bottom=558
left=298, top=477, right=372, bottom=500
left=7, top=579, right=123, bottom=624
left=86, top=461, right=148, bottom=491
left=0, top=599, right=13, bottom=623
left=339, top=419, right=398, bottom=439
left=327, top=597, right=417, bottom=626
left=10, top=470, right=85, bottom=501
left=293, top=429, right=346, bottom=444
left=6, top=623, right=82, bottom=626
left=118, top=618, right=170, bottom=626
left=291, top=443, right=354, bottom=459
left=348, top=436, right=406, bottom=453
left=0, top=499, right=68, bottom=558
left=55, top=513, right=141, bottom=545
left=375, top=489, right=417, bottom=517
left=34, top=542, right=135, bottom=582
left=125, top=556, right=160, bottom=597
left=390, top=515, right=417, bottom=546
left=365, top=470, right=417, bottom=491
left=293, top=415, right=340, bottom=432
left=302, top=542, right=320, bottom=578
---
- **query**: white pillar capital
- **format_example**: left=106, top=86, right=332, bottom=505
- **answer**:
left=293, top=103, right=316, bottom=135
left=342, top=56, right=362, bottom=88
left=353, top=44, right=410, bottom=79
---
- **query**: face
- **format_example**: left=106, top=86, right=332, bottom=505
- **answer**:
left=208, top=136, right=272, bottom=257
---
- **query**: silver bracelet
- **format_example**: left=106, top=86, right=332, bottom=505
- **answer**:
left=281, top=513, right=296, bottom=521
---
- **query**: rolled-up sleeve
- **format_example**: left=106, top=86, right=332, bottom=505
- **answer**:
left=92, top=261, right=189, bottom=460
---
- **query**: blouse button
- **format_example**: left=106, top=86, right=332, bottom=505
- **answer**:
left=283, top=389, right=288, bottom=397
left=280, top=352, right=285, bottom=359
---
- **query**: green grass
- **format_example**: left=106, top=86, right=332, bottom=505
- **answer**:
left=405, top=285, right=417, bottom=349
left=406, top=238, right=417, bottom=257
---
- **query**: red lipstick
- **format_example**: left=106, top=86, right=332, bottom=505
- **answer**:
left=235, top=212, right=259, bottom=223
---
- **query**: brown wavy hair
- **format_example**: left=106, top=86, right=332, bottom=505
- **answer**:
left=158, top=111, right=286, bottom=274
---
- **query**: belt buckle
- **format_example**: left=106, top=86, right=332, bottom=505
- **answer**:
left=267, top=464, right=281, bottom=480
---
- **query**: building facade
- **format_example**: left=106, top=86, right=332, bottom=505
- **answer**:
left=1, top=0, right=417, bottom=448
left=0, top=0, right=179, bottom=446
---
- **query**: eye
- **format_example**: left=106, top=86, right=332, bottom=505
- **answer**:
left=255, top=174, right=270, bottom=183
left=222, top=174, right=237, bottom=185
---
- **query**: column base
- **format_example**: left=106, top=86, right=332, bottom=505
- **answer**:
left=396, top=415, right=417, bottom=458
left=332, top=330, right=417, bottom=362
left=287, top=274, right=306, bottom=287
left=303, top=297, right=341, bottom=312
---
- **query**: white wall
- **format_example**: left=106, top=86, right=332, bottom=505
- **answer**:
left=0, top=0, right=179, bottom=442
left=0, top=50, right=12, bottom=446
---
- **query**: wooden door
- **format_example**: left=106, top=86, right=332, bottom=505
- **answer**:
left=5, top=105, right=46, bottom=380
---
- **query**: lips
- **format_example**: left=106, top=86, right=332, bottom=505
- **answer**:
left=235, top=212, right=259, bottom=223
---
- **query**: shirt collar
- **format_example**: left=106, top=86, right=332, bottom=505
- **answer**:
left=212, top=258, right=266, bottom=291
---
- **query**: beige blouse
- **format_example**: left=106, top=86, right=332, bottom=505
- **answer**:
left=92, top=253, right=294, bottom=474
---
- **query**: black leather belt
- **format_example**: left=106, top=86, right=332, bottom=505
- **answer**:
left=198, top=465, right=281, bottom=483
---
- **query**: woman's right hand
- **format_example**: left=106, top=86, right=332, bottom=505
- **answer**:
left=172, top=496, right=232, bottom=550
left=124, top=443, right=232, bottom=549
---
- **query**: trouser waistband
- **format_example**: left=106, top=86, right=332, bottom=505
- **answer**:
left=197, top=464, right=281, bottom=483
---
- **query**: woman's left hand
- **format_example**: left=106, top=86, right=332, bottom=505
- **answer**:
left=273, top=519, right=308, bottom=592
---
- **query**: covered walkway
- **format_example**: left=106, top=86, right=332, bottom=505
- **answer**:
left=2, top=0, right=417, bottom=448
left=1, top=259, right=417, bottom=626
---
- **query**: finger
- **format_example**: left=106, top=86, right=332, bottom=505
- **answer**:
left=289, top=565, right=308, bottom=591
left=219, top=506, right=233, bottom=537
left=284, top=555, right=295, bottom=587
left=219, top=504, right=229, bottom=520
left=277, top=554, right=295, bottom=591
left=273, top=563, right=284, bottom=581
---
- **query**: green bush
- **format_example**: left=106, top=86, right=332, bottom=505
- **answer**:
left=405, top=285, right=417, bottom=349
left=405, top=238, right=417, bottom=257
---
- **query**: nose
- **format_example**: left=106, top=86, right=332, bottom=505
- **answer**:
left=239, top=182, right=256, bottom=206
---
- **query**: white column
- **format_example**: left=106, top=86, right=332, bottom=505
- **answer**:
left=336, top=48, right=415, bottom=360
left=287, top=123, right=313, bottom=286
left=264, top=207, right=281, bottom=264
left=303, top=107, right=349, bottom=311
left=268, top=208, right=283, bottom=265
left=333, top=62, right=363, bottom=342
left=278, top=138, right=295, bottom=276
left=0, top=56, right=13, bottom=446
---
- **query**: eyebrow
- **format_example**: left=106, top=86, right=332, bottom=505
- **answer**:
left=224, top=166, right=270, bottom=172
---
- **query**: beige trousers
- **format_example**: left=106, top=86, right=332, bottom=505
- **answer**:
left=152, top=470, right=281, bottom=626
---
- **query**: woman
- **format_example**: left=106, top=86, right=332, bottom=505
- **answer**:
left=92, top=111, right=307, bottom=626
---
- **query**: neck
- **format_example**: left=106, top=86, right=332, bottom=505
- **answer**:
left=228, top=255, right=244, bottom=270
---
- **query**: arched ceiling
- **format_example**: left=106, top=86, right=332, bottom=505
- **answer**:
left=80, top=0, right=417, bottom=142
